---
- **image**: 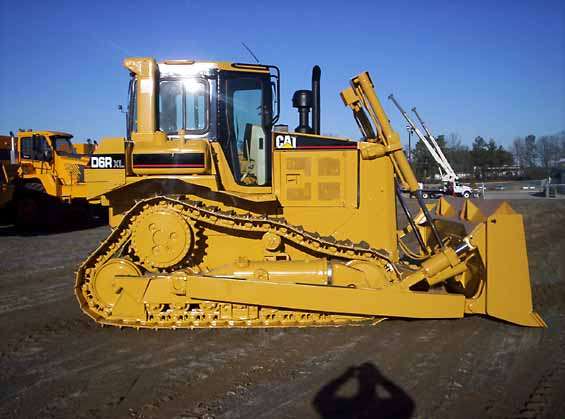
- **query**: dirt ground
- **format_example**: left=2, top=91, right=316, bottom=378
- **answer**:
left=0, top=200, right=564, bottom=419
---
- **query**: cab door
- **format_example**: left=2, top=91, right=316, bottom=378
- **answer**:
left=19, top=134, right=54, bottom=177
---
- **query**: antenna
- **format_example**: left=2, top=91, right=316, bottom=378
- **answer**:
left=241, top=42, right=260, bottom=63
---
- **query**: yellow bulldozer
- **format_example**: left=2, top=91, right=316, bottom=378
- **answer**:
left=0, top=130, right=94, bottom=226
left=76, top=57, right=545, bottom=329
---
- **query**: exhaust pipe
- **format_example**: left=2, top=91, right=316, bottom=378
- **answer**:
left=9, top=131, right=17, bottom=164
left=311, top=65, right=321, bottom=135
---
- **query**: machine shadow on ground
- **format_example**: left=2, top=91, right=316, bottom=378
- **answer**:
left=0, top=212, right=107, bottom=237
left=312, top=362, right=415, bottom=419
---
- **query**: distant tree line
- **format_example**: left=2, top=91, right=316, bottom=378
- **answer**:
left=409, top=131, right=565, bottom=181
left=512, top=132, right=565, bottom=178
left=410, top=133, right=512, bottom=180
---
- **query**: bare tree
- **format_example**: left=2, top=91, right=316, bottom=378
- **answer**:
left=539, top=132, right=565, bottom=166
left=444, top=132, right=473, bottom=174
left=524, top=134, right=537, bottom=167
left=447, top=132, right=462, bottom=148
left=537, top=135, right=559, bottom=168
left=512, top=137, right=526, bottom=167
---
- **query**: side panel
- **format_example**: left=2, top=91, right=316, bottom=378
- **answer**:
left=131, top=135, right=211, bottom=176
left=274, top=149, right=357, bottom=208
left=273, top=136, right=398, bottom=260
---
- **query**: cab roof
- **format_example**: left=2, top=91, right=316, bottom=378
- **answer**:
left=18, top=130, right=73, bottom=138
left=123, top=57, right=271, bottom=77
left=160, top=60, right=271, bottom=74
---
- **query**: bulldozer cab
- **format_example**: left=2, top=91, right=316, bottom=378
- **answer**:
left=124, top=58, right=278, bottom=187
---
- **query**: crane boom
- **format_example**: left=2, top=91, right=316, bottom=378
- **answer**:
left=411, top=107, right=457, bottom=182
left=388, top=95, right=449, bottom=181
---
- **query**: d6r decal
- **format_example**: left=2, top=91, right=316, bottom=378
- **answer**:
left=90, top=155, right=125, bottom=169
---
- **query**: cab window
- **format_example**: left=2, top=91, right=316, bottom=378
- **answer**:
left=34, top=136, right=51, bottom=161
left=223, top=75, right=272, bottom=186
left=21, top=135, right=51, bottom=161
left=159, top=79, right=208, bottom=135
left=51, top=136, right=75, bottom=155
left=21, top=137, right=33, bottom=159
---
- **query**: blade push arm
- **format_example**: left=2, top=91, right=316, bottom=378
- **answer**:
left=341, top=72, right=444, bottom=249
left=341, top=72, right=419, bottom=193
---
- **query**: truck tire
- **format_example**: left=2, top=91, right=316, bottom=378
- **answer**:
left=15, top=197, right=40, bottom=227
left=14, top=182, right=46, bottom=229
left=463, top=192, right=470, bottom=198
left=422, top=192, right=429, bottom=199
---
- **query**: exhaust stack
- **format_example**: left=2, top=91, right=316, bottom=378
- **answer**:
left=292, top=90, right=313, bottom=134
left=9, top=131, right=17, bottom=164
left=311, top=65, right=321, bottom=135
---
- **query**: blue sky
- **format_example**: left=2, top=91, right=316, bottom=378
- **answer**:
left=1, top=0, right=563, bottom=147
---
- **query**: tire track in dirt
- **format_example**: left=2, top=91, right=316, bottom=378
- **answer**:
left=201, top=324, right=405, bottom=419
left=180, top=316, right=555, bottom=419
left=0, top=281, right=70, bottom=315
left=73, top=329, right=301, bottom=419
left=504, top=314, right=565, bottom=419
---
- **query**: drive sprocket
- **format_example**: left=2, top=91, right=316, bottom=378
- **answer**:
left=130, top=203, right=193, bottom=270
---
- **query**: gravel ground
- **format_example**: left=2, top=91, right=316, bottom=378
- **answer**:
left=0, top=199, right=564, bottom=419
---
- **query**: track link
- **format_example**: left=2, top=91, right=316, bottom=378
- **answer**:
left=75, top=196, right=396, bottom=329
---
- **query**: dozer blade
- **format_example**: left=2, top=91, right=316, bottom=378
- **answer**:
left=433, top=197, right=546, bottom=327
left=483, top=209, right=546, bottom=327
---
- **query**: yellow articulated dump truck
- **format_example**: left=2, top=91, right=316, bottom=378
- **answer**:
left=0, top=130, right=95, bottom=226
left=0, top=137, right=16, bottom=209
left=76, top=58, right=545, bottom=329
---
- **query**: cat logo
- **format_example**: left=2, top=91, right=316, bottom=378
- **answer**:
left=275, top=134, right=297, bottom=149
